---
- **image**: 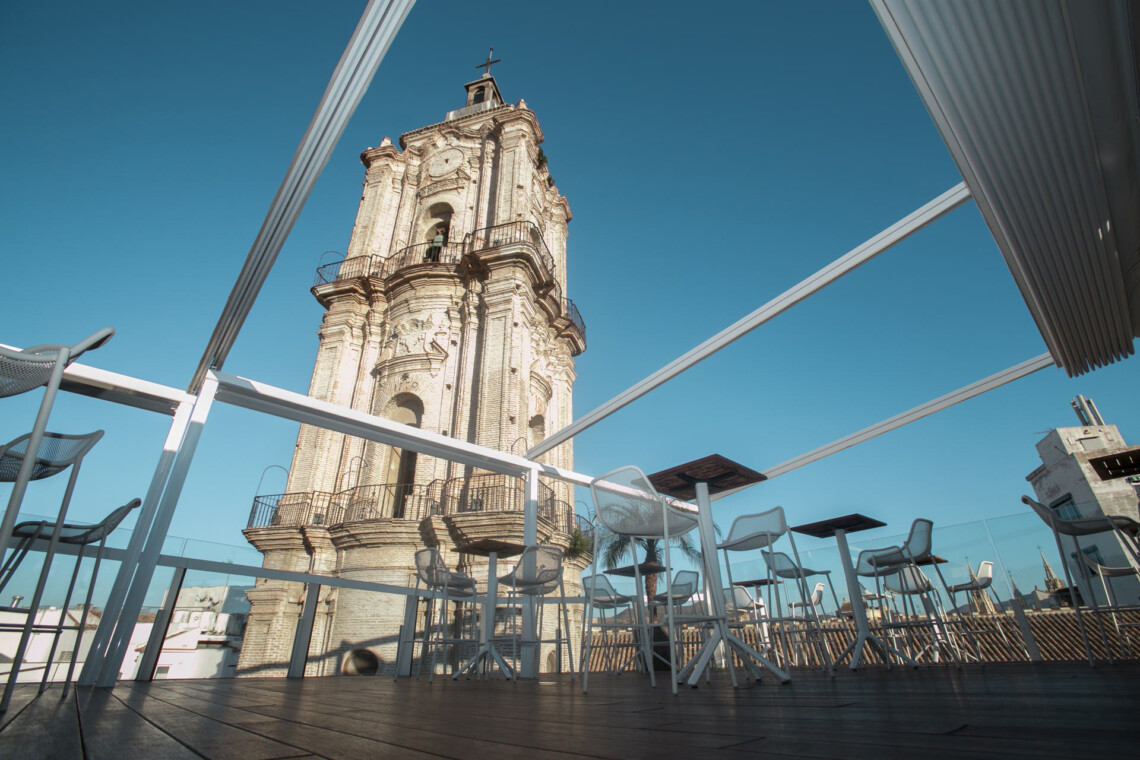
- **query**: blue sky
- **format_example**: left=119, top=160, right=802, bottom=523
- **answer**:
left=2, top=1, right=1137, bottom=597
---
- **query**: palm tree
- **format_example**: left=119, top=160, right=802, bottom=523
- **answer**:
left=596, top=528, right=704, bottom=622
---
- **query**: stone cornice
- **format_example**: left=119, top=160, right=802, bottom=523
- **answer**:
left=399, top=104, right=514, bottom=149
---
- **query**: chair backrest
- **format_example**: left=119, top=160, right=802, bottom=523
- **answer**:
left=724, top=585, right=750, bottom=610
left=589, top=465, right=697, bottom=539
left=509, top=545, right=564, bottom=586
left=0, top=328, right=113, bottom=398
left=0, top=431, right=105, bottom=482
left=414, top=548, right=451, bottom=588
left=762, top=550, right=798, bottom=575
left=721, top=507, right=787, bottom=551
left=582, top=574, right=625, bottom=605
left=885, top=565, right=932, bottom=595
left=903, top=519, right=933, bottom=562
left=668, top=570, right=699, bottom=602
left=975, top=560, right=994, bottom=587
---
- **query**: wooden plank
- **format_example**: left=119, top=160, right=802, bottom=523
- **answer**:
left=75, top=687, right=202, bottom=760
left=0, top=688, right=83, bottom=760
left=113, top=683, right=311, bottom=760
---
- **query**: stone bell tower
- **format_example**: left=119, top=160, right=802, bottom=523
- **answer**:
left=238, top=63, right=588, bottom=677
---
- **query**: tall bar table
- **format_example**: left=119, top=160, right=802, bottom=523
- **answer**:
left=453, top=538, right=526, bottom=679
left=647, top=454, right=790, bottom=687
left=790, top=514, right=918, bottom=670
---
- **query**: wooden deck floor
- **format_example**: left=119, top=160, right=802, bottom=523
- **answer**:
left=2, top=663, right=1139, bottom=759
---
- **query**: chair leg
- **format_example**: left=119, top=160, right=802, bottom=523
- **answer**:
left=559, top=579, right=575, bottom=679
left=40, top=543, right=90, bottom=693
left=63, top=540, right=105, bottom=694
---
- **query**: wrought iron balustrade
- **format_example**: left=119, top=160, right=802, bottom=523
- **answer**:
left=467, top=221, right=556, bottom=285
left=313, top=255, right=383, bottom=287
left=248, top=491, right=335, bottom=529
left=559, top=297, right=586, bottom=342
left=249, top=475, right=572, bottom=533
left=385, top=241, right=465, bottom=278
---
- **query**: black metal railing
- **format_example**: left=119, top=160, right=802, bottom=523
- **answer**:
left=313, top=255, right=383, bottom=287
left=466, top=221, right=556, bottom=285
left=559, top=297, right=586, bottom=343
left=385, top=241, right=465, bottom=277
left=249, top=474, right=573, bottom=533
left=248, top=492, right=334, bottom=529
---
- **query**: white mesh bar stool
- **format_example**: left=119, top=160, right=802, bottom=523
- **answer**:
left=498, top=545, right=576, bottom=680
left=0, top=498, right=139, bottom=700
left=0, top=430, right=105, bottom=713
left=881, top=564, right=960, bottom=664
left=0, top=328, right=114, bottom=570
left=720, top=507, right=836, bottom=671
left=723, top=585, right=778, bottom=676
left=857, top=519, right=961, bottom=666
left=586, top=465, right=699, bottom=694
left=945, top=560, right=1028, bottom=662
left=760, top=549, right=839, bottom=671
left=580, top=574, right=634, bottom=676
left=412, top=548, right=477, bottom=681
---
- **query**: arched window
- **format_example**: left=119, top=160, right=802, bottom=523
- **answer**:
left=379, top=394, right=424, bottom=518
left=422, top=203, right=453, bottom=262
left=472, top=86, right=485, bottom=104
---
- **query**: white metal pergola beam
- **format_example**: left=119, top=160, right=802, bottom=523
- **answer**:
left=759, top=352, right=1056, bottom=479
left=213, top=371, right=538, bottom=478
left=528, top=182, right=973, bottom=458
left=188, top=0, right=416, bottom=394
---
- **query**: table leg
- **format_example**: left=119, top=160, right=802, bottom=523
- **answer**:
left=678, top=482, right=789, bottom=687
left=453, top=552, right=514, bottom=680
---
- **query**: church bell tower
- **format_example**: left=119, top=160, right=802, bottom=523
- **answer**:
left=239, top=60, right=587, bottom=677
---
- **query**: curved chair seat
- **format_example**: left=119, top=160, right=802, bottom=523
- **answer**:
left=0, top=431, right=105, bottom=484
left=498, top=545, right=576, bottom=679
left=0, top=498, right=139, bottom=704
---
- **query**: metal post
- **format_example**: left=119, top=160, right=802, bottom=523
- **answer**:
left=94, top=375, right=219, bottom=687
left=288, top=583, right=321, bottom=679
left=79, top=400, right=194, bottom=686
left=519, top=468, right=539, bottom=677
left=136, top=567, right=187, bottom=682
left=395, top=593, right=418, bottom=677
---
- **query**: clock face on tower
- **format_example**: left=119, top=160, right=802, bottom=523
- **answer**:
left=428, top=148, right=463, bottom=178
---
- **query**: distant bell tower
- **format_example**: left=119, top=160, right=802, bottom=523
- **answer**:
left=239, top=59, right=588, bottom=678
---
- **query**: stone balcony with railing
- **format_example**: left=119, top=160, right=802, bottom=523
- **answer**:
left=247, top=473, right=576, bottom=539
left=311, top=221, right=585, bottom=354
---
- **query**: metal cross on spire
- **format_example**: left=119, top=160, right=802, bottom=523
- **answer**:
left=476, top=47, right=500, bottom=76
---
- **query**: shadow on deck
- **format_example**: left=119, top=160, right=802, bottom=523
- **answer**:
left=2, top=662, right=1139, bottom=759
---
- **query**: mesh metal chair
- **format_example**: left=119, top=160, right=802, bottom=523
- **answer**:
left=0, top=430, right=105, bottom=712
left=1022, top=494, right=1140, bottom=664
left=790, top=582, right=827, bottom=618
left=723, top=586, right=775, bottom=665
left=0, top=499, right=140, bottom=697
left=412, top=548, right=477, bottom=680
left=580, top=574, right=634, bottom=675
left=717, top=510, right=832, bottom=671
left=945, top=560, right=1027, bottom=662
left=856, top=520, right=960, bottom=665
left=498, top=545, right=575, bottom=679
left=586, top=465, right=699, bottom=694
left=0, top=329, right=114, bottom=570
